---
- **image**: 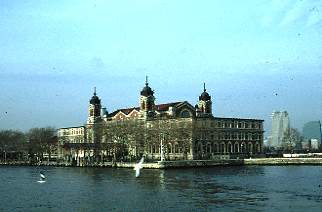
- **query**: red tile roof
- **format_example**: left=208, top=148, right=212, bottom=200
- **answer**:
left=155, top=102, right=183, bottom=111
left=107, top=102, right=184, bottom=118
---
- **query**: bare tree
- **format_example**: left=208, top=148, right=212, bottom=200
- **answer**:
left=27, top=127, right=56, bottom=163
left=100, top=117, right=193, bottom=162
left=282, top=128, right=302, bottom=153
left=0, top=130, right=26, bottom=162
left=144, top=117, right=193, bottom=161
left=101, top=119, right=145, bottom=162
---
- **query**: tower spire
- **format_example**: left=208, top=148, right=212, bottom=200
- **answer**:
left=94, top=87, right=96, bottom=95
left=203, top=82, right=206, bottom=92
left=145, top=75, right=148, bottom=86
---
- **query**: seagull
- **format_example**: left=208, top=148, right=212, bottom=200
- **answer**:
left=40, top=172, right=46, bottom=180
left=134, top=157, right=144, bottom=178
left=38, top=172, right=46, bottom=183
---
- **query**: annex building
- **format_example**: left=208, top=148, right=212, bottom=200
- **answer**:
left=57, top=79, right=264, bottom=165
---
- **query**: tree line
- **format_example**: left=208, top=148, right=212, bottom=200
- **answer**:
left=0, top=127, right=56, bottom=163
left=101, top=118, right=193, bottom=161
left=60, top=118, right=194, bottom=164
left=1, top=118, right=194, bottom=164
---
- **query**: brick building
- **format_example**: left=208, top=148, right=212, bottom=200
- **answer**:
left=58, top=79, right=264, bottom=164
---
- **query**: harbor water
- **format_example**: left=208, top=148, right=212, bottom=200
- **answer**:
left=1, top=165, right=322, bottom=211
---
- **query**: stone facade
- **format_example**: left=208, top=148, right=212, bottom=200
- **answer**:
left=57, top=79, right=264, bottom=164
left=193, top=117, right=263, bottom=159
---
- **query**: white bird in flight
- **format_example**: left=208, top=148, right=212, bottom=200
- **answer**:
left=40, top=173, right=45, bottom=180
left=134, top=157, right=144, bottom=178
left=38, top=172, right=46, bottom=183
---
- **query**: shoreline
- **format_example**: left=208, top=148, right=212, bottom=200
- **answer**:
left=2, top=158, right=322, bottom=168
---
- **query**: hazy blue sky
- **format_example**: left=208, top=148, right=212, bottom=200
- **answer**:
left=1, top=0, right=322, bottom=135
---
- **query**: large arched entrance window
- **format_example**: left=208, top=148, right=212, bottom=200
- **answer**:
left=180, top=110, right=191, bottom=118
left=234, top=142, right=239, bottom=153
left=247, top=142, right=253, bottom=153
left=220, top=142, right=226, bottom=153
left=241, top=142, right=246, bottom=153
left=227, top=142, right=233, bottom=153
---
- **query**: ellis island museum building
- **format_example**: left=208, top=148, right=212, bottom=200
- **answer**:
left=57, top=79, right=264, bottom=165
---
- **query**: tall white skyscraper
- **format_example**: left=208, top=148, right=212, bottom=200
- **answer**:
left=269, top=111, right=290, bottom=149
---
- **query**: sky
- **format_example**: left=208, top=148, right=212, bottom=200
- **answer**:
left=0, top=0, right=322, bottom=135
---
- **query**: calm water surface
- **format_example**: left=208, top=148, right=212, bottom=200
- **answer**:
left=1, top=165, right=322, bottom=211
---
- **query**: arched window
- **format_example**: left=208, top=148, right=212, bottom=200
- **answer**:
left=213, top=143, right=218, bottom=153
left=234, top=142, right=239, bottom=153
left=228, top=142, right=233, bottom=153
left=206, top=143, right=211, bottom=153
left=247, top=142, right=253, bottom=153
left=180, top=110, right=191, bottom=118
left=241, top=142, right=246, bottom=153
left=220, top=143, right=226, bottom=153
left=255, top=143, right=260, bottom=153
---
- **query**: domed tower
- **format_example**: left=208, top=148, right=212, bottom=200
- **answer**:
left=87, top=87, right=102, bottom=124
left=139, top=76, right=155, bottom=119
left=196, top=83, right=212, bottom=116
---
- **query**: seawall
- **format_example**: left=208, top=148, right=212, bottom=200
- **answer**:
left=119, top=158, right=322, bottom=169
left=2, top=158, right=322, bottom=168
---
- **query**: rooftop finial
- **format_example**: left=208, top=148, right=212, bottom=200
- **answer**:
left=145, top=75, right=148, bottom=86
left=203, top=82, right=206, bottom=92
left=94, top=86, right=96, bottom=95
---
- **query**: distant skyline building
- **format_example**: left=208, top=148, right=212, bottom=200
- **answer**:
left=269, top=111, right=290, bottom=149
left=302, top=121, right=321, bottom=150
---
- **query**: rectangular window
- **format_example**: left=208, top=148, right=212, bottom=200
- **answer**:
left=214, top=133, right=218, bottom=140
left=238, top=122, right=242, bottom=128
